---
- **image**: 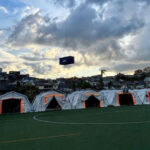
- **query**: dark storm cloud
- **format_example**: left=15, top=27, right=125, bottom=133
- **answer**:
left=24, top=62, right=51, bottom=74
left=54, top=0, right=76, bottom=7
left=8, top=2, right=144, bottom=49
left=86, top=0, right=110, bottom=5
left=21, top=56, right=57, bottom=61
left=8, top=13, right=41, bottom=46
left=21, top=51, right=58, bottom=62
left=0, top=61, right=15, bottom=68
left=134, top=0, right=150, bottom=4
left=86, top=0, right=150, bottom=5
left=21, top=56, right=48, bottom=61
left=0, top=61, right=13, bottom=65
left=112, top=63, right=150, bottom=73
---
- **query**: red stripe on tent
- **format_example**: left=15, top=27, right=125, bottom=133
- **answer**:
left=148, top=91, right=150, bottom=104
left=0, top=100, right=2, bottom=114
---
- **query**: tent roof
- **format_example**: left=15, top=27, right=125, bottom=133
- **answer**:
left=0, top=91, right=29, bottom=100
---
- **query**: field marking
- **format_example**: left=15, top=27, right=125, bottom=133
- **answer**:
left=0, top=132, right=80, bottom=144
left=34, top=108, right=150, bottom=119
left=33, top=109, right=150, bottom=125
left=0, top=118, right=33, bottom=122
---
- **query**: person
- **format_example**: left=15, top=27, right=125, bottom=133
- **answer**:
left=122, top=85, right=129, bottom=93
left=56, top=105, right=61, bottom=111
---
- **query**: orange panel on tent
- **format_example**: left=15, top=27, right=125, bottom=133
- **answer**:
left=99, top=101, right=102, bottom=107
left=44, top=97, right=47, bottom=104
left=148, top=91, right=150, bottom=104
left=45, top=94, right=64, bottom=98
left=0, top=100, right=2, bottom=114
left=82, top=101, right=86, bottom=108
left=84, top=93, right=99, bottom=97
left=20, top=99, right=23, bottom=113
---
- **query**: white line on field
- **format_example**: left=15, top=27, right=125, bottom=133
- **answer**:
left=33, top=113, right=150, bottom=125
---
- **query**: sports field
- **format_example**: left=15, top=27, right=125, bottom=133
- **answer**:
left=1, top=105, right=150, bottom=150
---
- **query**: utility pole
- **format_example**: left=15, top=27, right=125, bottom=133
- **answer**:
left=101, top=69, right=106, bottom=78
left=99, top=69, right=106, bottom=89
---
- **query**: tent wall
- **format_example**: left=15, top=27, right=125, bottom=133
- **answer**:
left=131, top=89, right=148, bottom=105
left=99, top=90, right=121, bottom=107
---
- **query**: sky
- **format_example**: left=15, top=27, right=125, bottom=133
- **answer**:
left=0, top=0, right=150, bottom=79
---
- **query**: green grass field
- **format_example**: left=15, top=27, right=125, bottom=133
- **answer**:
left=1, top=105, right=150, bottom=150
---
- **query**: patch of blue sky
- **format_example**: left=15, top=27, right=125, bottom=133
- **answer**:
left=0, top=0, right=26, bottom=28
left=0, top=14, right=15, bottom=28
left=0, top=0, right=25, bottom=12
left=18, top=0, right=70, bottom=20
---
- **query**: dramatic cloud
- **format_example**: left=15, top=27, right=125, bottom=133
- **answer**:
left=86, top=0, right=150, bottom=5
left=112, top=63, right=150, bottom=73
left=8, top=1, right=144, bottom=49
left=24, top=62, right=52, bottom=75
left=0, top=0, right=150, bottom=78
left=54, top=0, right=76, bottom=8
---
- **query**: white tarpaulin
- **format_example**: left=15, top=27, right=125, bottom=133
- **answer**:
left=99, top=90, right=121, bottom=107
left=132, top=89, right=149, bottom=105
left=32, top=91, right=70, bottom=112
left=0, top=91, right=32, bottom=114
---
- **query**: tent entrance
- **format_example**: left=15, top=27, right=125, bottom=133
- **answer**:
left=2, top=99, right=21, bottom=113
left=118, top=93, right=135, bottom=106
left=46, top=97, right=61, bottom=110
left=85, top=95, right=100, bottom=108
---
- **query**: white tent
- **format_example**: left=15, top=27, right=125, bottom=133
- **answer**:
left=32, top=91, right=70, bottom=112
left=0, top=91, right=32, bottom=114
left=66, top=90, right=102, bottom=109
left=99, top=90, right=145, bottom=107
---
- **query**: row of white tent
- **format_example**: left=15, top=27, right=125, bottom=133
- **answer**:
left=0, top=89, right=150, bottom=114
